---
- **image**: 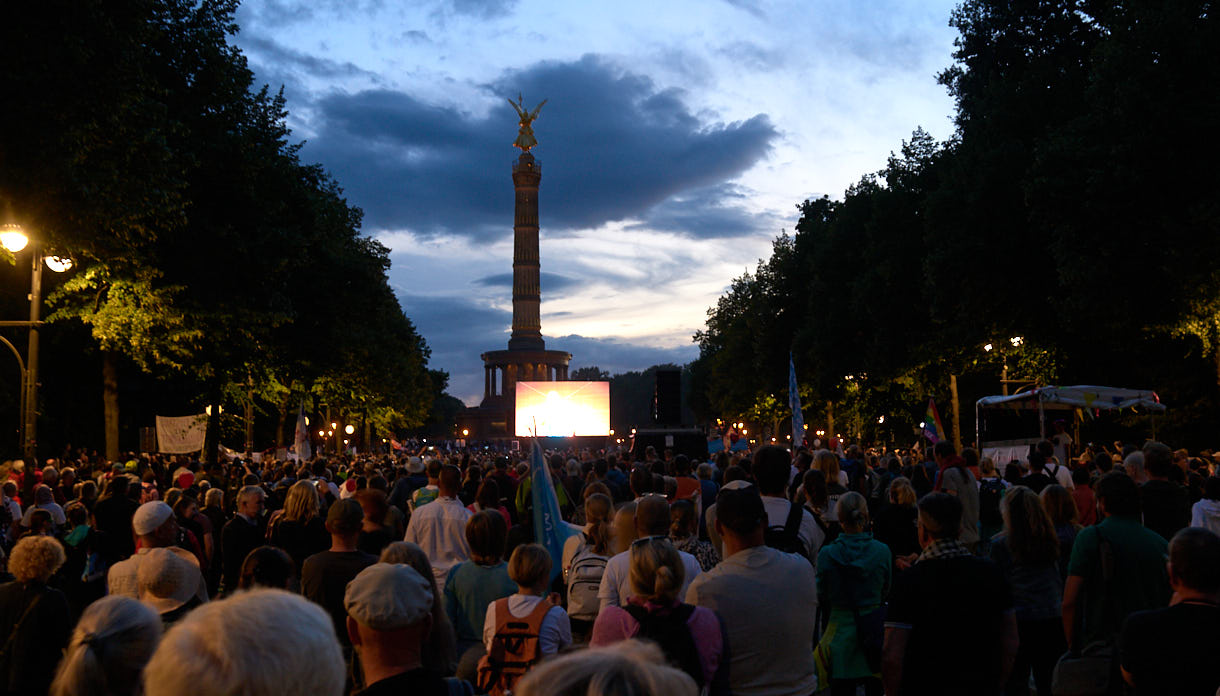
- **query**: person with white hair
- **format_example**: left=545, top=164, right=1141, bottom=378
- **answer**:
left=514, top=640, right=697, bottom=696
left=19, top=484, right=67, bottom=535
left=50, top=595, right=162, bottom=696
left=143, top=589, right=345, bottom=696
left=0, top=535, right=71, bottom=695
left=220, top=485, right=265, bottom=595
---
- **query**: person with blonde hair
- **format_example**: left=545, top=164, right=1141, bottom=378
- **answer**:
left=269, top=479, right=330, bottom=571
left=816, top=449, right=849, bottom=524
left=50, top=595, right=162, bottom=696
left=380, top=541, right=459, bottom=675
left=1040, top=484, right=1081, bottom=582
left=0, top=535, right=71, bottom=695
left=563, top=492, right=615, bottom=640
left=591, top=536, right=727, bottom=694
left=990, top=486, right=1064, bottom=696
left=143, top=589, right=345, bottom=696
left=479, top=544, right=571, bottom=695
left=814, top=492, right=891, bottom=696
left=873, top=477, right=919, bottom=567
left=514, top=640, right=697, bottom=696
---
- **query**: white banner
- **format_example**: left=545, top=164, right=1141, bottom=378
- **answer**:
left=156, top=414, right=207, bottom=454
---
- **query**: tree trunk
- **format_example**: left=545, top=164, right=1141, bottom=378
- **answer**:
left=204, top=381, right=222, bottom=465
left=950, top=373, right=963, bottom=453
left=826, top=400, right=834, bottom=442
left=103, top=351, right=120, bottom=463
left=275, top=395, right=289, bottom=450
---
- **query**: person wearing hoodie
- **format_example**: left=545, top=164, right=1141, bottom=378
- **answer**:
left=1190, top=477, right=1220, bottom=534
left=814, top=492, right=891, bottom=696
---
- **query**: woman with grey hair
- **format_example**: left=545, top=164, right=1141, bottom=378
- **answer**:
left=0, top=535, right=71, bottom=695
left=50, top=595, right=163, bottom=696
left=813, top=492, right=891, bottom=696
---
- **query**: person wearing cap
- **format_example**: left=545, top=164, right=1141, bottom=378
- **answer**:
left=302, top=498, right=378, bottom=650
left=219, top=485, right=265, bottom=595
left=107, top=501, right=209, bottom=604
left=137, top=547, right=206, bottom=627
left=346, top=563, right=457, bottom=696
left=686, top=485, right=818, bottom=696
left=403, top=465, right=472, bottom=593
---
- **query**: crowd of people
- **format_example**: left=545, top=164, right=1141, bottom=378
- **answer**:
left=0, top=434, right=1216, bottom=695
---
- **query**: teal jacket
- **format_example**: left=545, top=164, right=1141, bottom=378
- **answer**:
left=815, top=532, right=892, bottom=609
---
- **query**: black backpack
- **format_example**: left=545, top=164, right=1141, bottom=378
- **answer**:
left=624, top=603, right=704, bottom=688
left=764, top=501, right=812, bottom=565
left=979, top=478, right=1005, bottom=527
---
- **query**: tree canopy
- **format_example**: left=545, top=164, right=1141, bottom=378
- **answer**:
left=0, top=0, right=434, bottom=459
left=692, top=0, right=1220, bottom=447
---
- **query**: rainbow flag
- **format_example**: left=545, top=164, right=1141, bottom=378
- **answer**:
left=923, top=398, right=946, bottom=444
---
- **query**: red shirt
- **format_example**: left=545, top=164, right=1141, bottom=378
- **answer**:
left=1071, top=485, right=1097, bottom=526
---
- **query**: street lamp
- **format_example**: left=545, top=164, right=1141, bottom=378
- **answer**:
left=2, top=224, right=72, bottom=462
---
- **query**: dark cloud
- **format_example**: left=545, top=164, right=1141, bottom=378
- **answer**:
left=301, top=55, right=778, bottom=240
left=630, top=182, right=773, bottom=239
left=446, top=0, right=518, bottom=18
left=236, top=0, right=385, bottom=28
left=240, top=36, right=381, bottom=82
left=718, top=41, right=787, bottom=72
left=547, top=335, right=699, bottom=378
left=474, top=272, right=582, bottom=294
left=722, top=0, right=765, bottom=18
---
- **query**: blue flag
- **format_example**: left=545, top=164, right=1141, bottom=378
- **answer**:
left=789, top=353, right=805, bottom=447
left=529, top=440, right=579, bottom=584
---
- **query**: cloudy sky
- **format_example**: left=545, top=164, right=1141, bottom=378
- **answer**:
left=234, top=0, right=961, bottom=404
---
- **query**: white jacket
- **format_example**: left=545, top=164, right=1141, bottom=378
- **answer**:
left=1191, top=498, right=1220, bottom=535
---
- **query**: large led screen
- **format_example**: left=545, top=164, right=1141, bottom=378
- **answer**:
left=515, top=381, right=610, bottom=437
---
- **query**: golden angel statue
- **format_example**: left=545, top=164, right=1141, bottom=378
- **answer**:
left=509, top=93, right=546, bottom=152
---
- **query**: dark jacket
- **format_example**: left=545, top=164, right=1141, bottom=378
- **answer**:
left=221, top=515, right=264, bottom=594
left=0, top=581, right=71, bottom=695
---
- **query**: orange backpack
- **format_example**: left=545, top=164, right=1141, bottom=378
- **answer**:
left=476, top=597, right=553, bottom=696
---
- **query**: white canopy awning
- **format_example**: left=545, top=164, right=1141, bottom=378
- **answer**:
left=976, top=385, right=1165, bottom=411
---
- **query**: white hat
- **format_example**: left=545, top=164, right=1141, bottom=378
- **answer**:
left=138, top=547, right=199, bottom=614
left=406, top=456, right=424, bottom=474
left=133, top=501, right=174, bottom=536
left=344, top=563, right=433, bottom=631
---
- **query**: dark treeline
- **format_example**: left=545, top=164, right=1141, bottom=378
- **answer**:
left=691, top=0, right=1220, bottom=447
left=0, top=0, right=433, bottom=462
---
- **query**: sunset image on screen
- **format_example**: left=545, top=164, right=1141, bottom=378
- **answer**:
left=515, top=381, right=610, bottom=437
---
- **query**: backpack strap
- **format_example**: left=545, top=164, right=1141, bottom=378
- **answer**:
left=783, top=501, right=804, bottom=543
left=519, top=597, right=554, bottom=634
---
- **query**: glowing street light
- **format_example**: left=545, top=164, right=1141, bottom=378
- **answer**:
left=0, top=227, right=28, bottom=253
left=318, top=429, right=325, bottom=438
left=1, top=222, right=74, bottom=464
left=344, top=424, right=355, bottom=435
left=461, top=428, right=469, bottom=437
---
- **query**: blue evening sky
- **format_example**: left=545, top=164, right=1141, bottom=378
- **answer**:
left=234, top=0, right=960, bottom=404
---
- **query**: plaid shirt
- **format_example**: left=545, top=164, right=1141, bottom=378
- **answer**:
left=916, top=538, right=972, bottom=563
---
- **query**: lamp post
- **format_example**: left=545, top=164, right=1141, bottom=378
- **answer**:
left=2, top=224, right=72, bottom=463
